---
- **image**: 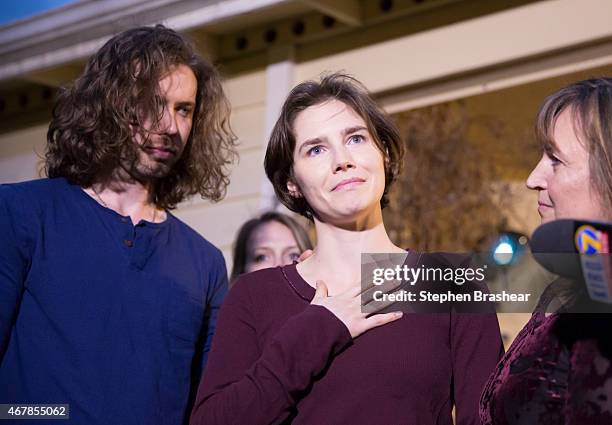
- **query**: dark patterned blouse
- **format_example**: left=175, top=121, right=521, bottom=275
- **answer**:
left=480, top=280, right=612, bottom=424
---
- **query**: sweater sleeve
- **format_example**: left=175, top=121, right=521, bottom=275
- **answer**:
left=452, top=311, right=504, bottom=425
left=189, top=276, right=352, bottom=425
left=0, top=185, right=32, bottom=362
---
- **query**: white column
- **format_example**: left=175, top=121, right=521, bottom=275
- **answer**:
left=259, top=46, right=295, bottom=211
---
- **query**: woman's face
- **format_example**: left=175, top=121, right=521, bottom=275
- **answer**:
left=288, top=99, right=386, bottom=224
left=244, top=221, right=301, bottom=272
left=526, top=109, right=607, bottom=223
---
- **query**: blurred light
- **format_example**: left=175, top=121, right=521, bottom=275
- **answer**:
left=490, top=232, right=528, bottom=266
left=493, top=241, right=514, bottom=265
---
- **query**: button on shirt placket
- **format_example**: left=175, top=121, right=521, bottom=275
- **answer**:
left=120, top=217, right=138, bottom=271
left=122, top=217, right=135, bottom=249
left=129, top=222, right=155, bottom=270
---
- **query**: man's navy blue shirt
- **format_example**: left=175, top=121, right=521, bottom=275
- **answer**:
left=0, top=178, right=228, bottom=424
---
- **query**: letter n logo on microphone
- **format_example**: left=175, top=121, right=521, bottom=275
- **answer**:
left=575, top=225, right=604, bottom=254
left=575, top=224, right=612, bottom=304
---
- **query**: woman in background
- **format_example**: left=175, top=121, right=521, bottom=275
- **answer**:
left=230, top=211, right=312, bottom=282
left=480, top=78, right=612, bottom=424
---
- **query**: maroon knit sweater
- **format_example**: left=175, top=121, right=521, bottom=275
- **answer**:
left=190, top=263, right=503, bottom=425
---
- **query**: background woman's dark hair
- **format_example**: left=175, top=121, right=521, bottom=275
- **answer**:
left=535, top=77, right=612, bottom=211
left=264, top=73, right=404, bottom=219
left=230, top=211, right=312, bottom=282
left=45, top=24, right=237, bottom=209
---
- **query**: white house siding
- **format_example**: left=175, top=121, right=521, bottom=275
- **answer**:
left=295, top=0, right=612, bottom=96
left=173, top=69, right=268, bottom=270
left=0, top=124, right=47, bottom=184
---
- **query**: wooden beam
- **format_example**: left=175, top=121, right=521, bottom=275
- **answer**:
left=301, top=0, right=361, bottom=26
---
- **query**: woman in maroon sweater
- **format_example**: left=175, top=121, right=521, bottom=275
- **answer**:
left=190, top=73, right=503, bottom=425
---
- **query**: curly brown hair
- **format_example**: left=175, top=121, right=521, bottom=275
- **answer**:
left=264, top=73, right=404, bottom=219
left=45, top=25, right=236, bottom=209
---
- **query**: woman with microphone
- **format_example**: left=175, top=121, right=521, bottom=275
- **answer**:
left=190, top=73, right=502, bottom=425
left=480, top=78, right=612, bottom=424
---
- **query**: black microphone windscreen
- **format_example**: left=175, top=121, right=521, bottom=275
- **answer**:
left=530, top=220, right=582, bottom=279
left=530, top=219, right=612, bottom=281
left=530, top=219, right=577, bottom=254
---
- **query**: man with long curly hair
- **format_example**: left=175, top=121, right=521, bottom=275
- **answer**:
left=0, top=25, right=236, bottom=425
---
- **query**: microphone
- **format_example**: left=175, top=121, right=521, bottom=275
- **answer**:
left=530, top=219, right=612, bottom=303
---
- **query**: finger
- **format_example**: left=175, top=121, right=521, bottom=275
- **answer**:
left=361, top=279, right=403, bottom=306
left=362, top=311, right=403, bottom=331
left=313, top=280, right=328, bottom=299
left=361, top=297, right=402, bottom=315
left=298, top=249, right=314, bottom=263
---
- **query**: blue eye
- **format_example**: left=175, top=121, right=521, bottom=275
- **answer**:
left=348, top=134, right=365, bottom=144
left=307, top=145, right=324, bottom=156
